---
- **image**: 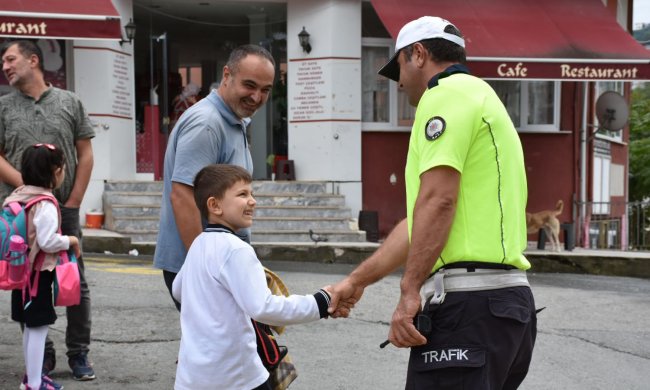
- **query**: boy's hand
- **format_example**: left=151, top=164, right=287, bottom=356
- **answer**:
left=321, top=285, right=351, bottom=318
left=68, top=236, right=81, bottom=258
left=324, top=278, right=365, bottom=318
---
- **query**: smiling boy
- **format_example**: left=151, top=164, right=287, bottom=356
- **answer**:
left=171, top=164, right=332, bottom=390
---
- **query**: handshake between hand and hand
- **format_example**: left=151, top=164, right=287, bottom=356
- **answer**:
left=321, top=277, right=365, bottom=318
left=319, top=277, right=428, bottom=348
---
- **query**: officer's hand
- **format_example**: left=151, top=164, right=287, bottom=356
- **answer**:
left=327, top=277, right=364, bottom=318
left=388, top=290, right=427, bottom=348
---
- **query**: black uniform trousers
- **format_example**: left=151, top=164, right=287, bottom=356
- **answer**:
left=406, top=286, right=537, bottom=390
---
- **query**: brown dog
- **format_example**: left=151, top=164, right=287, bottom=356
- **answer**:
left=526, top=200, right=563, bottom=251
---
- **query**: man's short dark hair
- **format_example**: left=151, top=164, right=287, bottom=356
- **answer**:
left=226, top=44, right=275, bottom=75
left=402, top=25, right=466, bottom=65
left=193, top=164, right=253, bottom=219
left=1, top=40, right=44, bottom=72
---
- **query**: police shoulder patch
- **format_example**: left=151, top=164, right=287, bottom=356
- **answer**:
left=424, top=116, right=446, bottom=141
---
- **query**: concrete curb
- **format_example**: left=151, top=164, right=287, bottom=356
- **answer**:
left=526, top=252, right=650, bottom=279
left=82, top=229, right=650, bottom=279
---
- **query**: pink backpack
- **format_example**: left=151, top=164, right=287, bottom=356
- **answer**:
left=0, top=195, right=80, bottom=307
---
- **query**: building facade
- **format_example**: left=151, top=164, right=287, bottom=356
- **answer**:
left=3, top=0, right=648, bottom=250
left=0, top=0, right=136, bottom=223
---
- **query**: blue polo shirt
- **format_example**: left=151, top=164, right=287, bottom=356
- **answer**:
left=154, top=91, right=253, bottom=273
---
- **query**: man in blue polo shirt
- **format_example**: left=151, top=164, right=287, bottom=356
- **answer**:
left=154, top=45, right=275, bottom=309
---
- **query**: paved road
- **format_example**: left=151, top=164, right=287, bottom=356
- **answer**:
left=1, top=257, right=649, bottom=389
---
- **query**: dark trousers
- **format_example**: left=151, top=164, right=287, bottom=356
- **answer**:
left=44, top=207, right=92, bottom=358
left=163, top=270, right=181, bottom=311
left=406, top=286, right=537, bottom=390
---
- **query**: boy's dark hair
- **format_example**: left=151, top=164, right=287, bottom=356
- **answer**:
left=402, top=25, right=466, bottom=64
left=21, top=144, right=65, bottom=189
left=1, top=40, right=44, bottom=72
left=226, top=44, right=276, bottom=75
left=193, top=164, right=253, bottom=219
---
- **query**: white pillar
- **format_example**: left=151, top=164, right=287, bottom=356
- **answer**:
left=286, top=0, right=362, bottom=216
left=73, top=0, right=136, bottom=222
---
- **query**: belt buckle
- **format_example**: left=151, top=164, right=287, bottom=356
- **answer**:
left=428, top=271, right=446, bottom=306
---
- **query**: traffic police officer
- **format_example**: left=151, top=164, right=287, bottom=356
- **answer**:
left=328, top=16, right=537, bottom=389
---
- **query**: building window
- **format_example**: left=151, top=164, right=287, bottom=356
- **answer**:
left=594, top=81, right=625, bottom=142
left=397, top=89, right=415, bottom=126
left=361, top=38, right=415, bottom=130
left=486, top=80, right=560, bottom=131
left=179, top=66, right=202, bottom=88
left=361, top=45, right=390, bottom=123
left=592, top=154, right=611, bottom=215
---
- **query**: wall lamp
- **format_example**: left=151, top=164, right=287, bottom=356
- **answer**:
left=120, top=18, right=137, bottom=46
left=298, top=26, right=311, bottom=53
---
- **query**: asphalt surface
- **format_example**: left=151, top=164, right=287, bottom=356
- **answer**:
left=1, top=257, right=649, bottom=389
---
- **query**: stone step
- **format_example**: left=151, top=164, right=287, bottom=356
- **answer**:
left=254, top=206, right=350, bottom=218
left=104, top=192, right=342, bottom=207
left=250, top=230, right=367, bottom=243
left=104, top=197, right=346, bottom=215
left=104, top=181, right=163, bottom=193
left=253, top=194, right=345, bottom=206
left=124, top=230, right=369, bottom=245
left=119, top=230, right=158, bottom=244
left=106, top=216, right=159, bottom=231
left=107, top=204, right=161, bottom=217
left=252, top=181, right=328, bottom=194
left=252, top=217, right=355, bottom=231
left=104, top=180, right=331, bottom=194
left=103, top=192, right=162, bottom=206
left=105, top=204, right=350, bottom=218
left=108, top=216, right=357, bottom=232
left=103, top=180, right=361, bottom=244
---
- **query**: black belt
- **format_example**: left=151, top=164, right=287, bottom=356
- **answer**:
left=435, top=261, right=517, bottom=275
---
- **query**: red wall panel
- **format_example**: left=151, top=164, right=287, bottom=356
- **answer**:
left=361, top=132, right=410, bottom=238
left=364, top=131, right=579, bottom=240
left=520, top=133, right=575, bottom=244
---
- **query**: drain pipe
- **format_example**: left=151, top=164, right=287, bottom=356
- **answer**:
left=580, top=82, right=589, bottom=247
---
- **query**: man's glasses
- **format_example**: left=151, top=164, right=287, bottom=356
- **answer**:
left=34, top=143, right=56, bottom=150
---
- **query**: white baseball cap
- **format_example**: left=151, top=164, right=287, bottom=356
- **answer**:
left=378, top=16, right=465, bottom=82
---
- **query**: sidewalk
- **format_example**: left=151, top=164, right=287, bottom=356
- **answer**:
left=82, top=228, right=650, bottom=279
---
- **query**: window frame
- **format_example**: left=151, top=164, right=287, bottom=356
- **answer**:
left=485, top=79, right=562, bottom=132
left=178, top=65, right=202, bottom=88
left=361, top=37, right=413, bottom=132
left=592, top=153, right=611, bottom=215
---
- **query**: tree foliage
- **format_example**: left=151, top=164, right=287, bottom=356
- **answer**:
left=629, top=84, right=650, bottom=201
left=633, top=24, right=650, bottom=43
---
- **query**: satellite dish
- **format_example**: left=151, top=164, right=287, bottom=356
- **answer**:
left=595, top=91, right=629, bottom=132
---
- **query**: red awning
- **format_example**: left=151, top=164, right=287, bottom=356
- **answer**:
left=371, top=0, right=650, bottom=80
left=0, top=0, right=121, bottom=40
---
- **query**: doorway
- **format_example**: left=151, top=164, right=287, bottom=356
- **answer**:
left=133, top=0, right=288, bottom=179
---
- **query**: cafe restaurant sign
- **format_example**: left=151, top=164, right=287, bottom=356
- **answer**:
left=0, top=20, right=48, bottom=36
left=469, top=60, right=650, bottom=81
left=0, top=16, right=120, bottom=40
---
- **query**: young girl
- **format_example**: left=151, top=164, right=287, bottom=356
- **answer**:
left=4, top=143, right=80, bottom=390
